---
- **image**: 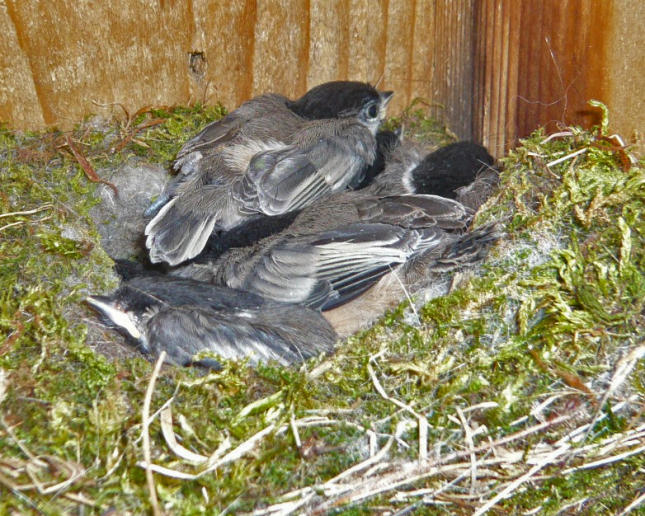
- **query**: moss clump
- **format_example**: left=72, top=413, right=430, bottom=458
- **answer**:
left=384, top=97, right=458, bottom=148
left=1, top=105, right=643, bottom=514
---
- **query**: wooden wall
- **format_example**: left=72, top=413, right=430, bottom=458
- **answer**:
left=1, top=1, right=643, bottom=156
left=0, top=0, right=474, bottom=139
left=472, top=0, right=644, bottom=156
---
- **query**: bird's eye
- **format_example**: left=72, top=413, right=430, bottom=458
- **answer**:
left=367, top=104, right=379, bottom=119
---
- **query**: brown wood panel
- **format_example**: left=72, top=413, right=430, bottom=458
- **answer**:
left=383, top=0, right=416, bottom=114
left=473, top=0, right=618, bottom=155
left=346, top=0, right=389, bottom=84
left=435, top=0, right=474, bottom=139
left=606, top=0, right=645, bottom=152
left=410, top=0, right=438, bottom=105
left=1, top=0, right=640, bottom=153
left=382, top=0, right=475, bottom=139
left=307, top=0, right=350, bottom=85
left=0, top=0, right=475, bottom=136
left=190, top=1, right=257, bottom=107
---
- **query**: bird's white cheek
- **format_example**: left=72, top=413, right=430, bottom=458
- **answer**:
left=86, top=297, right=142, bottom=340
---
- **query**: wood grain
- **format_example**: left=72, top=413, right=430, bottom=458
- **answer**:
left=0, top=0, right=641, bottom=156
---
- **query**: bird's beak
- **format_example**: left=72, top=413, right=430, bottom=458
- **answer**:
left=380, top=91, right=394, bottom=106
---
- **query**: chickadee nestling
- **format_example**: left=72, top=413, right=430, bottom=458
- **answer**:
left=170, top=192, right=500, bottom=336
left=366, top=140, right=498, bottom=210
left=145, top=81, right=393, bottom=266
left=86, top=276, right=337, bottom=368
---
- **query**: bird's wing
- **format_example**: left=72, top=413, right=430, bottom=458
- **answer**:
left=233, top=124, right=375, bottom=216
left=236, top=223, right=445, bottom=309
left=174, top=94, right=296, bottom=171
left=144, top=185, right=232, bottom=265
left=145, top=305, right=333, bottom=366
left=173, top=112, right=244, bottom=173
left=356, top=194, right=473, bottom=230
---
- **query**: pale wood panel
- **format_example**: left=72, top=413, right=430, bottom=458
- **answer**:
left=346, top=0, right=388, bottom=84
left=190, top=1, right=257, bottom=107
left=409, top=0, right=437, bottom=106
left=429, top=0, right=474, bottom=139
left=383, top=0, right=416, bottom=114
left=0, top=0, right=641, bottom=155
left=606, top=0, right=645, bottom=153
left=251, top=0, right=310, bottom=100
left=3, top=0, right=193, bottom=126
left=0, top=1, right=45, bottom=127
left=0, top=0, right=474, bottom=135
left=307, top=0, right=350, bottom=85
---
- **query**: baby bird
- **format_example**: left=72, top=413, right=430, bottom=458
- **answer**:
left=366, top=140, right=498, bottom=210
left=86, top=276, right=337, bottom=368
left=145, top=81, right=393, bottom=266
left=171, top=192, right=500, bottom=335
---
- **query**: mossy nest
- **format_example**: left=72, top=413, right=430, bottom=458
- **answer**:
left=0, top=102, right=643, bottom=514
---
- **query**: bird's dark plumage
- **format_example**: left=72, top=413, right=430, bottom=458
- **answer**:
left=145, top=82, right=393, bottom=266
left=410, top=141, right=496, bottom=201
left=86, top=276, right=337, bottom=368
left=353, top=129, right=402, bottom=190
left=171, top=193, right=498, bottom=315
left=366, top=140, right=498, bottom=210
left=287, top=81, right=393, bottom=120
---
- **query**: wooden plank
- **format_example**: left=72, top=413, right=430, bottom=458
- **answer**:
left=346, top=0, right=388, bottom=85
left=383, top=0, right=416, bottom=114
left=251, top=0, right=310, bottom=100
left=472, top=0, right=622, bottom=156
left=0, top=0, right=640, bottom=153
left=3, top=0, right=193, bottom=126
left=0, top=1, right=45, bottom=128
left=190, top=1, right=257, bottom=107
left=606, top=0, right=645, bottom=153
left=307, top=0, right=350, bottom=86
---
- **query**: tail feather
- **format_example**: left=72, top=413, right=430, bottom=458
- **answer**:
left=438, top=223, right=502, bottom=268
left=145, top=199, right=221, bottom=265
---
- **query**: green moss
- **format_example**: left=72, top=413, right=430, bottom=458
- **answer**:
left=384, top=97, right=457, bottom=147
left=1, top=108, right=643, bottom=513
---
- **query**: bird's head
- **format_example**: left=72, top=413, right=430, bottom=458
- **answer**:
left=290, top=81, right=393, bottom=134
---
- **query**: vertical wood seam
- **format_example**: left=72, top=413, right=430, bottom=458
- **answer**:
left=405, top=0, right=417, bottom=105
left=338, top=0, right=350, bottom=80
left=299, top=0, right=311, bottom=93
left=4, top=0, right=50, bottom=124
left=240, top=0, right=258, bottom=104
left=379, top=0, right=389, bottom=84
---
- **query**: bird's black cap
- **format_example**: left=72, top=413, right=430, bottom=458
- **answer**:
left=410, top=142, right=495, bottom=199
left=289, top=81, right=387, bottom=119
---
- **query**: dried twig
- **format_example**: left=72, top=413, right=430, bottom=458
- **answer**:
left=456, top=407, right=478, bottom=494
left=368, top=355, right=429, bottom=462
left=583, top=344, right=645, bottom=442
left=160, top=405, right=208, bottom=464
left=112, top=118, right=165, bottom=153
left=618, top=490, right=645, bottom=516
left=0, top=204, right=53, bottom=220
left=142, top=351, right=166, bottom=516
left=63, top=136, right=118, bottom=196
left=546, top=147, right=588, bottom=168
left=138, top=423, right=274, bottom=481
left=473, top=447, right=568, bottom=516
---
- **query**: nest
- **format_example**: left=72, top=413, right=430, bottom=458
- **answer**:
left=0, top=103, right=643, bottom=514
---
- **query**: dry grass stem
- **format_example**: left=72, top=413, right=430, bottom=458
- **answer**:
left=546, top=147, right=588, bottom=168
left=142, top=351, right=165, bottom=516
